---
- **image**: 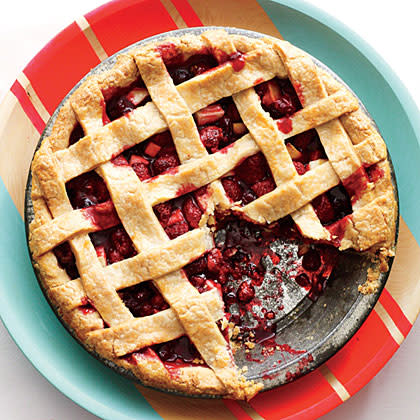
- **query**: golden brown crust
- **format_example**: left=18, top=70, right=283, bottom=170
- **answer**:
left=28, top=29, right=396, bottom=399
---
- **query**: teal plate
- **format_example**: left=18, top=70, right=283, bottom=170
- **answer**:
left=0, top=0, right=419, bottom=419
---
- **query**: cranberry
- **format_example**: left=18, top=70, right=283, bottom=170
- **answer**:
left=182, top=197, right=202, bottom=229
left=265, top=311, right=275, bottom=320
left=237, top=281, right=255, bottom=303
left=132, top=162, right=151, bottom=181
left=235, top=153, right=268, bottom=185
left=169, top=67, right=192, bottom=85
left=293, top=161, right=307, bottom=175
left=295, top=273, right=310, bottom=287
left=312, top=194, right=335, bottom=224
left=154, top=202, right=173, bottom=227
left=302, top=249, right=321, bottom=272
left=251, top=178, right=276, bottom=197
left=106, top=96, right=135, bottom=121
left=327, top=186, right=352, bottom=220
left=199, top=126, right=224, bottom=152
left=222, top=177, right=243, bottom=202
left=152, top=154, right=179, bottom=175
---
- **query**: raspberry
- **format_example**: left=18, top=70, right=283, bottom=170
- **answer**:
left=111, top=228, right=136, bottom=258
left=154, top=203, right=173, bottom=226
left=152, top=154, right=179, bottom=175
left=293, top=161, right=307, bottom=175
left=237, top=281, right=255, bottom=303
left=182, top=197, right=202, bottom=229
left=312, top=193, right=335, bottom=224
left=235, top=153, right=268, bottom=185
left=108, top=247, right=124, bottom=264
left=167, top=209, right=185, bottom=226
left=132, top=162, right=151, bottom=181
left=165, top=222, right=189, bottom=239
left=199, top=126, right=224, bottom=152
left=222, top=177, right=243, bottom=202
left=207, top=248, right=223, bottom=273
left=251, top=178, right=276, bottom=197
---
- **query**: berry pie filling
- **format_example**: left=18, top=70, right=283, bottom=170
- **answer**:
left=102, top=78, right=150, bottom=122
left=69, top=122, right=85, bottom=146
left=222, top=152, right=276, bottom=205
left=181, top=216, right=337, bottom=344
left=153, top=188, right=207, bottom=239
left=158, top=43, right=245, bottom=83
left=112, top=130, right=181, bottom=180
left=89, top=225, right=137, bottom=265
left=195, top=97, right=248, bottom=154
left=286, top=129, right=327, bottom=174
left=255, top=78, right=302, bottom=120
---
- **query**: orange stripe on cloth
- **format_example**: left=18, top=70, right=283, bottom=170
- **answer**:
left=382, top=217, right=420, bottom=324
left=325, top=310, right=399, bottom=396
left=84, top=0, right=178, bottom=56
left=223, top=400, right=255, bottom=420
left=170, top=0, right=203, bottom=27
left=10, top=80, right=45, bottom=135
left=75, top=16, right=108, bottom=62
left=318, top=365, right=350, bottom=402
left=134, top=384, right=237, bottom=420
left=0, top=92, right=41, bottom=216
left=159, top=0, right=188, bottom=28
left=188, top=0, right=283, bottom=39
left=380, top=288, right=412, bottom=337
left=248, top=369, right=341, bottom=419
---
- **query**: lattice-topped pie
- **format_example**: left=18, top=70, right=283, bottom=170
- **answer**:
left=28, top=29, right=397, bottom=399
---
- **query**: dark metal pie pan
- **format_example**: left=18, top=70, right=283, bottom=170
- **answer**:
left=24, top=27, right=399, bottom=397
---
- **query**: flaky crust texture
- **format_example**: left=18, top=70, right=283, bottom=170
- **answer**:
left=28, top=29, right=397, bottom=399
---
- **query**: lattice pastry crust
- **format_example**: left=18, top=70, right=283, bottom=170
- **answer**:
left=28, top=30, right=397, bottom=399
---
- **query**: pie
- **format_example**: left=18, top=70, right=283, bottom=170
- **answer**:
left=28, top=29, right=397, bottom=400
